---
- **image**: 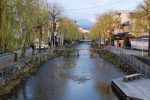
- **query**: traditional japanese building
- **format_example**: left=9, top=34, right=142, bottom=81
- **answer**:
left=111, top=11, right=133, bottom=48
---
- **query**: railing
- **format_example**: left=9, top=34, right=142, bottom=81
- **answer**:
left=104, top=46, right=150, bottom=78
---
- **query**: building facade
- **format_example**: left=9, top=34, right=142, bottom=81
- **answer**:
left=111, top=11, right=133, bottom=48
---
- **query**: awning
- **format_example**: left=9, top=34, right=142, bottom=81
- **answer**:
left=113, top=32, right=129, bottom=36
left=111, top=32, right=129, bottom=40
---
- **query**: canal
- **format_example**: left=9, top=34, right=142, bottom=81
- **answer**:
left=10, top=43, right=125, bottom=100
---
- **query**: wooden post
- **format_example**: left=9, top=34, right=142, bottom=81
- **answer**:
left=145, top=65, right=148, bottom=76
left=141, top=63, right=143, bottom=72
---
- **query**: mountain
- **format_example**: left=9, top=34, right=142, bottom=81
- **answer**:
left=76, top=19, right=94, bottom=30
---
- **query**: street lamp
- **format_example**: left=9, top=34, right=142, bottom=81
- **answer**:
left=99, top=32, right=101, bottom=46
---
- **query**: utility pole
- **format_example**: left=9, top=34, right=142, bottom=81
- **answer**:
left=142, top=39, right=144, bottom=56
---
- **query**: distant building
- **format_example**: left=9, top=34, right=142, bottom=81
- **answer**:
left=78, top=27, right=89, bottom=40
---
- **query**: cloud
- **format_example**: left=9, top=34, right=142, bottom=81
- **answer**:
left=48, top=0, right=144, bottom=27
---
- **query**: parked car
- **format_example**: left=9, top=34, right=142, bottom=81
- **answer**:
left=35, top=41, right=48, bottom=50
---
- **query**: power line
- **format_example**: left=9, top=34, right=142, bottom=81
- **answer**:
left=63, top=0, right=122, bottom=11
left=64, top=3, right=140, bottom=16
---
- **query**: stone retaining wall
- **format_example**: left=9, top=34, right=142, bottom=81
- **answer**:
left=0, top=50, right=61, bottom=96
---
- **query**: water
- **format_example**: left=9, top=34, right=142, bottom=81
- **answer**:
left=9, top=43, right=125, bottom=100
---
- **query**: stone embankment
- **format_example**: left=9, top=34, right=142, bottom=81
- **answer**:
left=0, top=50, right=63, bottom=97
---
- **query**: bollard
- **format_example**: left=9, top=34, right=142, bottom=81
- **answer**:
left=14, top=52, right=18, bottom=62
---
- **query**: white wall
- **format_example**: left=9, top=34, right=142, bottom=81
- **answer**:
left=131, top=39, right=148, bottom=50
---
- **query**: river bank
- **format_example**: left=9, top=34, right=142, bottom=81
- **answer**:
left=99, top=50, right=136, bottom=74
left=0, top=42, right=79, bottom=98
left=0, top=50, right=64, bottom=98
left=91, top=44, right=136, bottom=75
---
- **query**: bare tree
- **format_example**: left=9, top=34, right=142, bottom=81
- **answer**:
left=48, top=2, right=63, bottom=48
left=134, top=0, right=150, bottom=56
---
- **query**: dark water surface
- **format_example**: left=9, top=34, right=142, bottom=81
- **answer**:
left=10, top=43, right=125, bottom=100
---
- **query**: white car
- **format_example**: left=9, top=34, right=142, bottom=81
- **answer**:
left=35, top=42, right=48, bottom=50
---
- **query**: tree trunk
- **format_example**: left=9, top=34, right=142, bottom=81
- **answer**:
left=21, top=32, right=28, bottom=58
left=109, top=35, right=112, bottom=46
left=39, top=26, right=42, bottom=52
left=99, top=33, right=101, bottom=46
left=51, top=34, right=55, bottom=49
left=52, top=18, right=56, bottom=48
left=148, top=32, right=150, bottom=56
left=21, top=43, right=26, bottom=58
left=104, top=35, right=106, bottom=46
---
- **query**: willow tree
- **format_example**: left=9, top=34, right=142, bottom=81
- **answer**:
left=15, top=0, right=38, bottom=57
left=0, top=0, right=19, bottom=52
left=133, top=0, right=150, bottom=56
left=15, top=0, right=50, bottom=56
left=0, top=0, right=2, bottom=28
left=0, top=0, right=49, bottom=56
left=132, top=13, right=144, bottom=37
left=33, top=1, right=49, bottom=52
left=89, top=23, right=100, bottom=40
left=99, top=13, right=119, bottom=45
left=89, top=13, right=119, bottom=45
left=58, top=17, right=82, bottom=44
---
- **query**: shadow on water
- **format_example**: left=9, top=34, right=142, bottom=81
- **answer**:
left=3, top=43, right=125, bottom=100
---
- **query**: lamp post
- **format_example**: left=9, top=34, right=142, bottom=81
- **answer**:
left=99, top=32, right=101, bottom=46
left=142, top=39, right=144, bottom=56
left=98, top=22, right=101, bottom=46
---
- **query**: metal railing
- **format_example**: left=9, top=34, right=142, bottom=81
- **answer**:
left=104, top=46, right=150, bottom=78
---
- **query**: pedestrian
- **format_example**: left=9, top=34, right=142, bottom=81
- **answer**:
left=30, top=43, right=35, bottom=55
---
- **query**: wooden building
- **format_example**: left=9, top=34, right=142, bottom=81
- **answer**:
left=111, top=21, right=131, bottom=48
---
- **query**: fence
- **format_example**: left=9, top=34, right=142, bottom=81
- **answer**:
left=104, top=46, right=150, bottom=78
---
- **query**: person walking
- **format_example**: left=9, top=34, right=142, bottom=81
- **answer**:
left=30, top=43, right=35, bottom=55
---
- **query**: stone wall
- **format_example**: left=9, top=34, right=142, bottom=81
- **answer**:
left=0, top=50, right=57, bottom=95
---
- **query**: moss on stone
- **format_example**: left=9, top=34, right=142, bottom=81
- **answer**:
left=98, top=50, right=136, bottom=75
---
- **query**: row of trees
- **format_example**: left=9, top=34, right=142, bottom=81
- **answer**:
left=58, top=17, right=82, bottom=43
left=0, top=0, right=82, bottom=57
left=89, top=0, right=150, bottom=56
left=0, top=0, right=50, bottom=57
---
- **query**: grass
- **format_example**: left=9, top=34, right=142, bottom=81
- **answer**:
left=94, top=48, right=136, bottom=74
left=144, top=56, right=150, bottom=59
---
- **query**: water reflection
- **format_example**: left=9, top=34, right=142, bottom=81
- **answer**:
left=8, top=43, right=125, bottom=100
left=96, top=81, right=110, bottom=96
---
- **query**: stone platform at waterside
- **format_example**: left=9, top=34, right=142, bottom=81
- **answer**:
left=111, top=74, right=150, bottom=100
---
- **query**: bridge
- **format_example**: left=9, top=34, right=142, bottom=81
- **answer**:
left=80, top=39, right=92, bottom=42
left=55, top=48, right=102, bottom=51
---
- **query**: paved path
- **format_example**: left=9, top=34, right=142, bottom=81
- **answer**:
left=110, top=46, right=148, bottom=57
left=0, top=49, right=32, bottom=69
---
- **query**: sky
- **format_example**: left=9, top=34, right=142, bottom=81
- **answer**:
left=48, top=0, right=144, bottom=29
